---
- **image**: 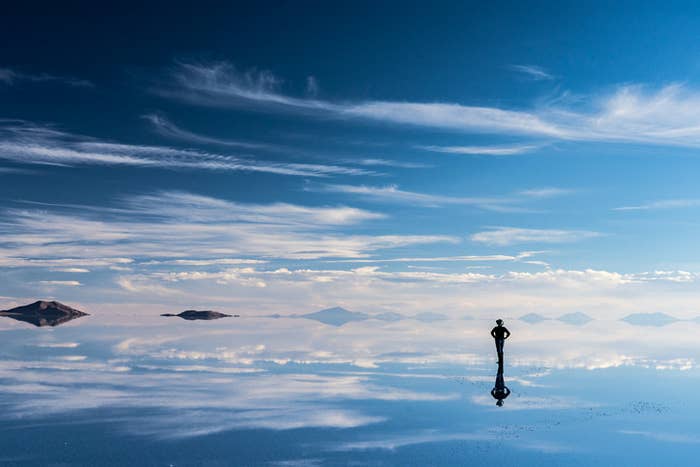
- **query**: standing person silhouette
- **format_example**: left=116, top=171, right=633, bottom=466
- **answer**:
left=490, top=319, right=510, bottom=364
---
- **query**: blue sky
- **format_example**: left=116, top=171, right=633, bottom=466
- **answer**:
left=3, top=2, right=700, bottom=315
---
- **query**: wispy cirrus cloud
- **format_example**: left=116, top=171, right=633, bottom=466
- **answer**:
left=324, top=251, right=542, bottom=264
left=471, top=227, right=601, bottom=246
left=0, top=121, right=370, bottom=177
left=519, top=187, right=574, bottom=198
left=419, top=144, right=539, bottom=156
left=143, top=114, right=425, bottom=169
left=142, top=113, right=266, bottom=149
left=509, top=64, right=555, bottom=81
left=0, top=191, right=454, bottom=263
left=310, top=183, right=571, bottom=211
left=38, top=280, right=82, bottom=286
left=0, top=257, right=133, bottom=269
left=0, top=67, right=93, bottom=87
left=614, top=199, right=700, bottom=211
left=310, top=183, right=506, bottom=208
left=124, top=191, right=386, bottom=225
left=160, top=62, right=565, bottom=137
left=160, top=62, right=700, bottom=148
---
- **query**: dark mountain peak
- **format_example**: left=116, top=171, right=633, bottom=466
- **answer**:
left=0, top=300, right=89, bottom=327
left=300, top=306, right=369, bottom=326
left=161, top=310, right=232, bottom=320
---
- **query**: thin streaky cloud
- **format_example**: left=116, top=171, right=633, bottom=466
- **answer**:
left=471, top=227, right=601, bottom=246
left=350, top=158, right=430, bottom=169
left=311, top=183, right=506, bottom=208
left=311, top=183, right=570, bottom=210
left=0, top=191, right=456, bottom=261
left=325, top=254, right=524, bottom=263
left=142, top=113, right=267, bottom=149
left=162, top=61, right=565, bottom=137
left=38, top=280, right=82, bottom=286
left=0, top=67, right=93, bottom=87
left=161, top=61, right=700, bottom=148
left=0, top=122, right=372, bottom=177
left=143, top=259, right=267, bottom=266
left=419, top=144, right=539, bottom=156
left=519, top=188, right=573, bottom=198
left=325, top=250, right=545, bottom=264
left=614, top=199, right=700, bottom=211
left=124, top=191, right=386, bottom=226
left=143, top=116, right=425, bottom=169
left=510, top=64, right=555, bottom=81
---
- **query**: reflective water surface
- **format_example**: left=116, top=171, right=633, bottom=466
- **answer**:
left=0, top=309, right=698, bottom=466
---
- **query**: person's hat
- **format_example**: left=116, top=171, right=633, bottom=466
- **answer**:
left=496, top=319, right=503, bottom=325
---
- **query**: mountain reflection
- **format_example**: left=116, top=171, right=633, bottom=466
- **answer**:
left=0, top=301, right=89, bottom=327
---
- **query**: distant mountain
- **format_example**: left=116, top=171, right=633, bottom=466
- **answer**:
left=162, top=310, right=231, bottom=320
left=412, top=312, right=448, bottom=322
left=519, top=313, right=549, bottom=324
left=373, top=311, right=405, bottom=322
left=622, top=312, right=679, bottom=327
left=557, top=312, right=594, bottom=326
left=299, top=307, right=369, bottom=326
left=0, top=300, right=89, bottom=327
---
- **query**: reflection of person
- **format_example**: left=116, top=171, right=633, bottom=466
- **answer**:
left=490, top=319, right=510, bottom=363
left=491, top=361, right=510, bottom=406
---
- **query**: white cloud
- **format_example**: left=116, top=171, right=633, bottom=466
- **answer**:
left=142, top=113, right=266, bottom=149
left=349, top=158, right=429, bottom=169
left=0, top=191, right=454, bottom=263
left=343, top=101, right=565, bottom=137
left=419, top=144, right=539, bottom=155
left=144, top=258, right=267, bottom=266
left=311, top=184, right=568, bottom=211
left=0, top=257, right=133, bottom=268
left=471, top=227, right=601, bottom=246
left=614, top=199, right=700, bottom=211
left=125, top=191, right=385, bottom=226
left=0, top=67, right=93, bottom=87
left=509, top=64, right=555, bottom=81
left=326, top=251, right=542, bottom=264
left=313, top=183, right=506, bottom=208
left=34, top=342, right=80, bottom=348
left=518, top=188, right=573, bottom=198
left=38, top=280, right=82, bottom=286
left=0, top=121, right=370, bottom=177
left=163, top=62, right=700, bottom=147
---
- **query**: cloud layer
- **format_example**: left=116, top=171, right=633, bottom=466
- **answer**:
left=0, top=121, right=370, bottom=177
left=162, top=62, right=700, bottom=148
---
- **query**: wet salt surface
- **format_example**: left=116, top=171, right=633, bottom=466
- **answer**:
left=0, top=311, right=698, bottom=466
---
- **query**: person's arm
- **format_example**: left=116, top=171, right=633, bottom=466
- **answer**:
left=504, top=328, right=511, bottom=339
left=491, top=328, right=496, bottom=338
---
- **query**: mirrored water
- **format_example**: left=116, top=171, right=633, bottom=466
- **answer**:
left=0, top=308, right=698, bottom=466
